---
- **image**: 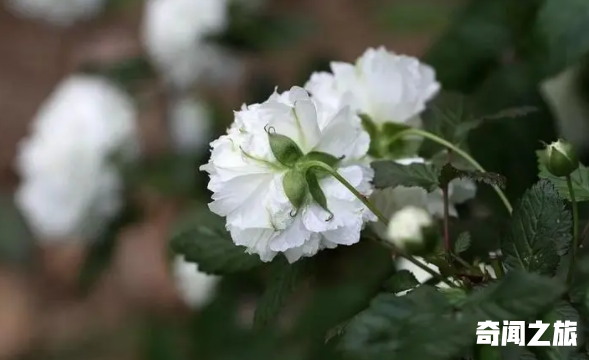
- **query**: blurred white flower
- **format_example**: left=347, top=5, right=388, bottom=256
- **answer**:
left=173, top=255, right=220, bottom=308
left=141, top=0, right=229, bottom=89
left=305, top=46, right=440, bottom=125
left=540, top=64, right=589, bottom=154
left=168, top=97, right=213, bottom=155
left=370, top=157, right=476, bottom=239
left=201, top=86, right=375, bottom=263
left=6, top=0, right=107, bottom=26
left=387, top=206, right=433, bottom=250
left=15, top=75, right=138, bottom=241
left=478, top=262, right=497, bottom=279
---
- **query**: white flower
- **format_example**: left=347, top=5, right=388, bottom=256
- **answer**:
left=15, top=75, right=138, bottom=241
left=387, top=206, right=433, bottom=250
left=478, top=263, right=497, bottom=279
left=305, top=46, right=440, bottom=125
left=168, top=97, right=213, bottom=155
left=201, top=86, right=375, bottom=263
left=540, top=64, right=589, bottom=153
left=370, top=157, right=476, bottom=238
left=6, top=0, right=106, bottom=26
left=173, top=256, right=220, bottom=308
left=141, top=0, right=229, bottom=89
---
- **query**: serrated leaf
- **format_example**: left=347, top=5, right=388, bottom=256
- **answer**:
left=169, top=209, right=263, bottom=275
left=454, top=232, right=472, bottom=254
left=382, top=270, right=419, bottom=294
left=341, top=286, right=474, bottom=360
left=253, top=258, right=307, bottom=330
left=501, top=180, right=572, bottom=275
left=421, top=90, right=537, bottom=156
left=538, top=150, right=589, bottom=202
left=439, top=163, right=506, bottom=189
left=463, top=271, right=565, bottom=321
left=536, top=301, right=582, bottom=360
left=372, top=160, right=439, bottom=191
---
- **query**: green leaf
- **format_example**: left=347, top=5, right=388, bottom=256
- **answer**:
left=535, top=0, right=589, bottom=75
left=371, top=160, right=439, bottom=191
left=536, top=301, right=581, bottom=360
left=170, top=208, right=263, bottom=275
left=211, top=2, right=313, bottom=52
left=123, top=153, right=197, bottom=197
left=569, top=253, right=589, bottom=305
left=439, top=163, right=506, bottom=189
left=341, top=286, right=474, bottom=360
left=420, top=90, right=537, bottom=157
left=463, top=271, right=565, bottom=321
left=382, top=270, right=419, bottom=294
left=79, top=56, right=156, bottom=93
left=501, top=180, right=572, bottom=275
left=253, top=258, right=307, bottom=330
left=374, top=0, right=457, bottom=34
left=538, top=150, right=589, bottom=202
left=0, top=194, right=34, bottom=264
left=454, top=232, right=472, bottom=254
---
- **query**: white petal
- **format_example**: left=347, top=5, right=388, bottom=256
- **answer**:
left=230, top=227, right=277, bottom=262
left=293, top=99, right=321, bottom=151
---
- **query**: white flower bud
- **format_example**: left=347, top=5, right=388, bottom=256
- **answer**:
left=387, top=206, right=436, bottom=255
left=543, top=138, right=579, bottom=177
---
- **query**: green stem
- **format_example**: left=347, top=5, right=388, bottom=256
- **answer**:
left=566, top=174, right=579, bottom=284
left=304, top=160, right=458, bottom=288
left=392, top=128, right=513, bottom=214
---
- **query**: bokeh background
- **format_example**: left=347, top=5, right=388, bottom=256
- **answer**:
left=0, top=0, right=587, bottom=359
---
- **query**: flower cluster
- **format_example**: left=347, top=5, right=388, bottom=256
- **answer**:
left=202, top=47, right=470, bottom=263
left=16, top=75, right=138, bottom=241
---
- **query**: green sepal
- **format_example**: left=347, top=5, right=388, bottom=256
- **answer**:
left=283, top=170, right=308, bottom=210
left=306, top=172, right=333, bottom=219
left=268, top=129, right=304, bottom=167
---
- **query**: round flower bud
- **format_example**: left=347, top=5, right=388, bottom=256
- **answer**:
left=543, top=139, right=579, bottom=177
left=387, top=206, right=437, bottom=256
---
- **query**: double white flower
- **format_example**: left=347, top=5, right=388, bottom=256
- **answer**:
left=305, top=46, right=440, bottom=126
left=201, top=86, right=375, bottom=263
left=16, top=75, right=138, bottom=241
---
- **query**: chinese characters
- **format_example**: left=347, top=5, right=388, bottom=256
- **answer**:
left=476, top=321, right=577, bottom=346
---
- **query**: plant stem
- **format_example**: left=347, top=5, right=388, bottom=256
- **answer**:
left=304, top=160, right=458, bottom=288
left=449, top=252, right=477, bottom=272
left=566, top=174, right=579, bottom=284
left=392, top=128, right=513, bottom=214
left=442, top=185, right=451, bottom=253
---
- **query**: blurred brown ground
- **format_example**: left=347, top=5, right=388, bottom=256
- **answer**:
left=0, top=0, right=459, bottom=358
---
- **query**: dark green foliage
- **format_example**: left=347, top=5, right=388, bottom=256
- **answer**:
left=169, top=208, right=263, bottom=275
left=501, top=180, right=572, bottom=275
